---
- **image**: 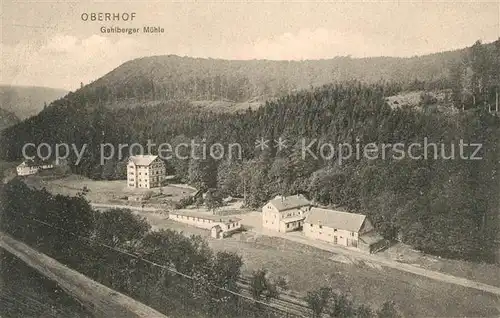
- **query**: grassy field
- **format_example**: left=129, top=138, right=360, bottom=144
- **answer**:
left=381, top=243, right=500, bottom=289
left=23, top=174, right=195, bottom=205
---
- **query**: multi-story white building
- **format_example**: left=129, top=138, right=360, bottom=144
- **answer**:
left=127, top=155, right=166, bottom=189
left=262, top=194, right=312, bottom=233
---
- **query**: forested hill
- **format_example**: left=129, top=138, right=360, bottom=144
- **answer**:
left=77, top=46, right=470, bottom=108
left=0, top=85, right=68, bottom=120
left=1, top=80, right=499, bottom=262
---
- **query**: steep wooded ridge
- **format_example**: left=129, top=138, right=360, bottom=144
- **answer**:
left=0, top=85, right=68, bottom=120
left=78, top=49, right=464, bottom=107
left=1, top=40, right=499, bottom=263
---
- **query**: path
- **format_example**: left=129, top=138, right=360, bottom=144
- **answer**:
left=0, top=232, right=168, bottom=318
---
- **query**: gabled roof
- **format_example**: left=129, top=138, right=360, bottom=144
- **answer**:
left=267, top=194, right=311, bottom=212
left=128, top=155, right=159, bottom=166
left=305, top=207, right=367, bottom=232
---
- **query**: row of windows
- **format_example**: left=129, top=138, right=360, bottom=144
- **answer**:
left=175, top=215, right=214, bottom=223
left=174, top=215, right=240, bottom=228
left=129, top=170, right=164, bottom=175
left=227, top=223, right=239, bottom=229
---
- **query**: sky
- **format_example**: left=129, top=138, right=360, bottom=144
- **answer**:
left=1, top=0, right=499, bottom=91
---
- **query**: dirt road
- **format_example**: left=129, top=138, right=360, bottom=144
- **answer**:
left=0, top=232, right=167, bottom=318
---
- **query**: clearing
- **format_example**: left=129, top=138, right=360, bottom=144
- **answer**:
left=22, top=173, right=195, bottom=206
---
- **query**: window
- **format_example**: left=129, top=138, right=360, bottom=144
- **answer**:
left=287, top=223, right=290, bottom=228
left=334, top=229, right=337, bottom=232
left=139, top=172, right=142, bottom=175
left=319, top=225, right=323, bottom=229
left=129, top=183, right=134, bottom=186
left=145, top=173, right=148, bottom=175
left=130, top=172, right=134, bottom=175
left=310, top=224, right=313, bottom=227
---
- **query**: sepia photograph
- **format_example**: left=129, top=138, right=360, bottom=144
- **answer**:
left=1, top=0, right=499, bottom=317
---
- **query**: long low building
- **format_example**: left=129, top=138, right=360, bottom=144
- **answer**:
left=169, top=211, right=242, bottom=238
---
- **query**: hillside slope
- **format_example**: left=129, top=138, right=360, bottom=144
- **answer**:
left=0, top=85, right=68, bottom=120
left=77, top=47, right=468, bottom=110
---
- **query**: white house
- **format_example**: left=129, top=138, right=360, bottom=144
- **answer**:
left=127, top=155, right=166, bottom=189
left=16, top=161, right=40, bottom=176
left=262, top=194, right=312, bottom=233
left=303, top=207, right=386, bottom=253
left=16, top=160, right=54, bottom=176
left=169, top=211, right=241, bottom=238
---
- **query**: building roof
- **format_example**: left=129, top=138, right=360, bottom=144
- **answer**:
left=17, top=159, right=45, bottom=168
left=169, top=211, right=241, bottom=225
left=268, top=194, right=311, bottom=212
left=305, top=207, right=367, bottom=232
left=128, top=155, right=159, bottom=166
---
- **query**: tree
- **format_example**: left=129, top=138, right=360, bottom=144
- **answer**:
left=205, top=189, right=223, bottom=214
left=305, top=286, right=332, bottom=318
left=249, top=269, right=278, bottom=302
left=327, top=292, right=356, bottom=318
left=93, top=208, right=151, bottom=247
left=377, top=301, right=402, bottom=318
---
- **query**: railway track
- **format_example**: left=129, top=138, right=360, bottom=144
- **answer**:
left=237, top=277, right=311, bottom=317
